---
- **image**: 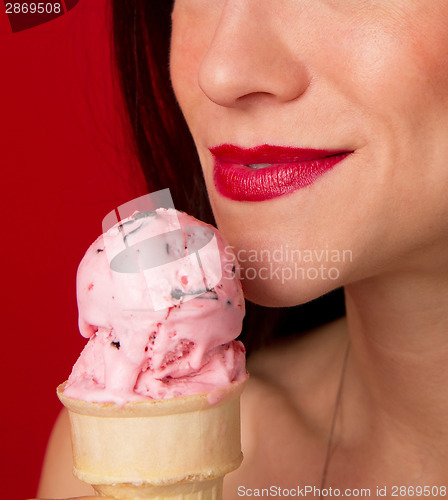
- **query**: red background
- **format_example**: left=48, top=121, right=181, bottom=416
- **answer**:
left=0, top=1, right=147, bottom=497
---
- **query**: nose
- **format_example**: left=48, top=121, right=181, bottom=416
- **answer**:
left=198, top=1, right=311, bottom=108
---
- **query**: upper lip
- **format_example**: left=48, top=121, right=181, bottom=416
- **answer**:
left=210, top=144, right=352, bottom=165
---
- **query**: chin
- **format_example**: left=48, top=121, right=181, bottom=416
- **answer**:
left=238, top=262, right=344, bottom=308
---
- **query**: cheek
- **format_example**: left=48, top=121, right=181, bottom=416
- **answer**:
left=170, top=3, right=220, bottom=124
left=170, top=29, right=201, bottom=116
left=319, top=6, right=448, bottom=225
left=329, top=6, right=448, bottom=115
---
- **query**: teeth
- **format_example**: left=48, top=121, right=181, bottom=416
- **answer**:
left=248, top=163, right=272, bottom=169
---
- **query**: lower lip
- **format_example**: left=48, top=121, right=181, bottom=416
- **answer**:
left=213, top=152, right=351, bottom=202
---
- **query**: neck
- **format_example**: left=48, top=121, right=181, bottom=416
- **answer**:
left=344, top=263, right=448, bottom=444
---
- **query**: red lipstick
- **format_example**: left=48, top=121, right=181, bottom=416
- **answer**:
left=210, top=144, right=352, bottom=202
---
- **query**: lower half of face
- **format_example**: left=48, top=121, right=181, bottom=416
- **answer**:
left=170, top=0, right=448, bottom=307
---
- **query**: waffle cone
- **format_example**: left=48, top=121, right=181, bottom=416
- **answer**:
left=57, top=380, right=245, bottom=500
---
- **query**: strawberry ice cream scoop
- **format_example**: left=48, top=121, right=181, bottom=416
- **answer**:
left=63, top=208, right=246, bottom=405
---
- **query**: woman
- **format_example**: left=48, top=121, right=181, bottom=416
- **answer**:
left=36, top=0, right=448, bottom=498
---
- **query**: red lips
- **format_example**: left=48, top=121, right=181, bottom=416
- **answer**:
left=210, top=144, right=352, bottom=202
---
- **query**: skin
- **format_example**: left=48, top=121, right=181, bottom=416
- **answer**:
left=38, top=1, right=448, bottom=498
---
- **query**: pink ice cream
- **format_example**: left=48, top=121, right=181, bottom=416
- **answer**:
left=63, top=208, right=246, bottom=405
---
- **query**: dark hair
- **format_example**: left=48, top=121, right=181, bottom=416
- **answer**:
left=111, top=0, right=345, bottom=355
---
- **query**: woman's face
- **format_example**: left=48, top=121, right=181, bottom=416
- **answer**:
left=170, top=0, right=448, bottom=306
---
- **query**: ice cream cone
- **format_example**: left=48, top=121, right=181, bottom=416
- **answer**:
left=57, top=379, right=246, bottom=500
